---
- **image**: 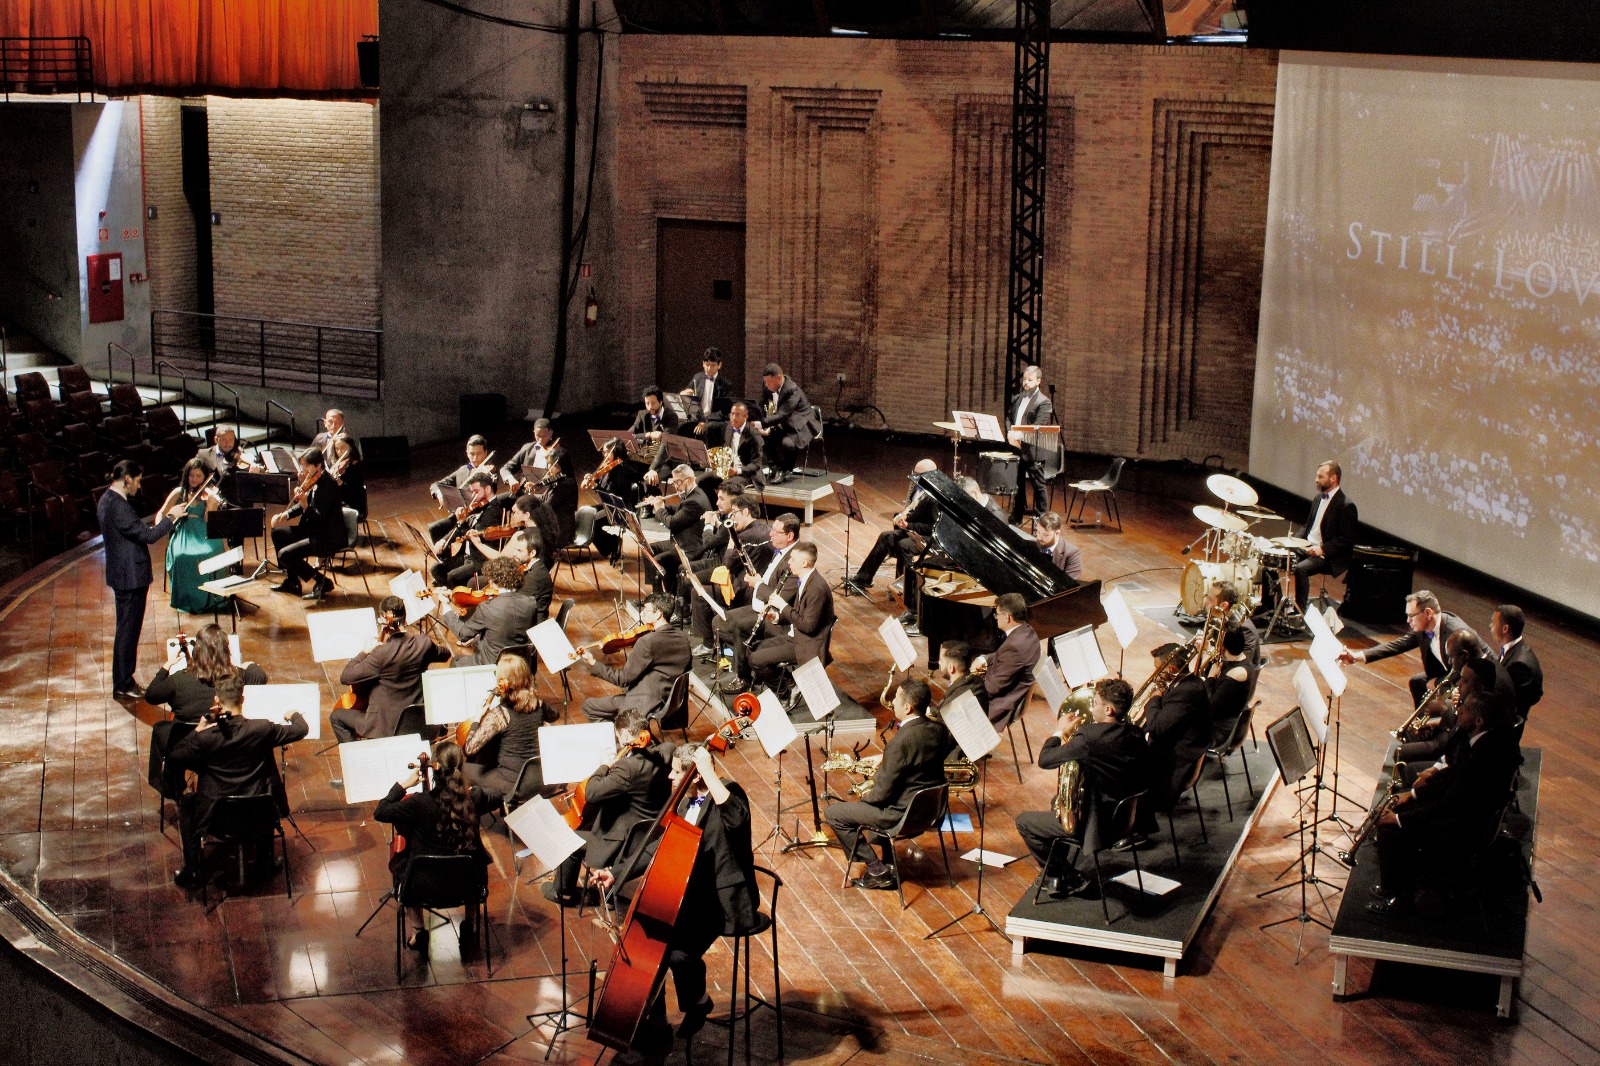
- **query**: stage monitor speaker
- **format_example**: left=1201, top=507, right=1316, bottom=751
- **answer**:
left=1340, top=544, right=1417, bottom=625
left=362, top=434, right=410, bottom=471
left=460, top=394, right=506, bottom=438
left=357, top=37, right=379, bottom=89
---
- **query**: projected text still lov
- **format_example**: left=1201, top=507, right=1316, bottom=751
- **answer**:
left=1347, top=222, right=1600, bottom=307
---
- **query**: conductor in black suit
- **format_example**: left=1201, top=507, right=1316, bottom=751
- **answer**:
left=1291, top=460, right=1359, bottom=611
left=168, top=675, right=309, bottom=890
left=98, top=460, right=185, bottom=700
left=1005, top=363, right=1057, bottom=521
left=1339, top=589, right=1466, bottom=706
left=1491, top=605, right=1543, bottom=724
left=827, top=677, right=955, bottom=891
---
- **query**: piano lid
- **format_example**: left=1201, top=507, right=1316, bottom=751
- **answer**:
left=910, top=469, right=1079, bottom=601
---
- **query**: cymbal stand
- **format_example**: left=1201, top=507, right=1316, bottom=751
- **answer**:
left=925, top=754, right=1003, bottom=939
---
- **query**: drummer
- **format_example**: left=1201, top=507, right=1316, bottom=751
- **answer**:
left=1291, top=461, right=1358, bottom=612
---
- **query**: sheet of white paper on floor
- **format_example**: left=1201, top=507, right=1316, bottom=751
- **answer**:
left=961, top=848, right=1019, bottom=868
left=1111, top=869, right=1181, bottom=896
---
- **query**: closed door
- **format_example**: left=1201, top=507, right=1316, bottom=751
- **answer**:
left=656, top=219, right=745, bottom=394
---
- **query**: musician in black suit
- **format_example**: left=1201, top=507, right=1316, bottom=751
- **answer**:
left=332, top=596, right=451, bottom=742
left=980, top=593, right=1039, bottom=728
left=645, top=465, right=711, bottom=595
left=1340, top=589, right=1466, bottom=706
left=827, top=678, right=955, bottom=891
left=745, top=541, right=836, bottom=683
left=590, top=743, right=758, bottom=1043
left=549, top=708, right=676, bottom=904
left=932, top=640, right=990, bottom=720
left=1005, top=363, right=1057, bottom=521
left=579, top=594, right=693, bottom=722
left=716, top=514, right=800, bottom=681
left=146, top=624, right=271, bottom=795
left=707, top=401, right=763, bottom=481
left=1290, top=460, right=1359, bottom=611
left=852, top=458, right=939, bottom=589
left=753, top=363, right=817, bottom=485
left=197, top=426, right=259, bottom=508
left=1016, top=678, right=1151, bottom=897
left=428, top=435, right=495, bottom=540
left=168, top=675, right=308, bottom=890
left=1491, top=605, right=1543, bottom=724
left=1370, top=692, right=1522, bottom=914
left=98, top=460, right=185, bottom=700
left=687, top=490, right=773, bottom=654
left=502, top=418, right=564, bottom=494
left=632, top=386, right=680, bottom=488
left=311, top=408, right=366, bottom=519
left=1034, top=511, right=1083, bottom=580
left=438, top=558, right=547, bottom=668
left=429, top=472, right=510, bottom=588
left=1135, top=646, right=1212, bottom=845
left=268, top=447, right=346, bottom=599
left=682, top=348, right=736, bottom=437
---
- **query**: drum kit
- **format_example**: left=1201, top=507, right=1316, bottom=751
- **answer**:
left=1179, top=473, right=1310, bottom=618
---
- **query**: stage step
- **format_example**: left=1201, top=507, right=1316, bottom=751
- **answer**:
left=87, top=379, right=186, bottom=406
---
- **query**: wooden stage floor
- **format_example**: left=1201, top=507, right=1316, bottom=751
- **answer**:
left=0, top=433, right=1596, bottom=1066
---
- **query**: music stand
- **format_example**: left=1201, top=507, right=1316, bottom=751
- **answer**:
left=236, top=472, right=291, bottom=508
left=206, top=506, right=265, bottom=558
left=831, top=481, right=868, bottom=597
left=1259, top=707, right=1337, bottom=962
left=665, top=434, right=709, bottom=471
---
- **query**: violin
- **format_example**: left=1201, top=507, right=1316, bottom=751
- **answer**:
left=577, top=623, right=653, bottom=657
left=450, top=584, right=502, bottom=610
left=707, top=691, right=762, bottom=754
left=478, top=524, right=519, bottom=543
left=325, top=436, right=355, bottom=480
left=289, top=466, right=323, bottom=507
left=391, top=752, right=433, bottom=856
left=581, top=452, right=622, bottom=491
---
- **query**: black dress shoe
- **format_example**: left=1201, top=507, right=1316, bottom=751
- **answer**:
left=173, top=867, right=201, bottom=890
left=541, top=881, right=596, bottom=908
left=849, top=573, right=873, bottom=589
left=677, top=995, right=714, bottom=1038
left=406, top=928, right=430, bottom=953
left=850, top=870, right=899, bottom=891
left=271, top=579, right=300, bottom=594
left=302, top=579, right=333, bottom=600
left=1111, top=833, right=1149, bottom=852
left=113, top=685, right=145, bottom=702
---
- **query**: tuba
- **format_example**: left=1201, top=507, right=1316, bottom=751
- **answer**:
left=1051, top=685, right=1096, bottom=834
left=708, top=446, right=736, bottom=479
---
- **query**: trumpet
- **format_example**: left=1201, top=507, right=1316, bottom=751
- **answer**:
left=1339, top=761, right=1407, bottom=865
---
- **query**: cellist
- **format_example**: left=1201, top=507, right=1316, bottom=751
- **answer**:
left=545, top=708, right=674, bottom=907
left=589, top=742, right=757, bottom=1049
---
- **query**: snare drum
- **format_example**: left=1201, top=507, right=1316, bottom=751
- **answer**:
left=977, top=451, right=1019, bottom=495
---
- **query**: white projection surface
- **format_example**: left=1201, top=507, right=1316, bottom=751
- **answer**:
left=1253, top=52, right=1600, bottom=618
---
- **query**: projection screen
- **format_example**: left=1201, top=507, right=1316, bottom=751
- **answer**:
left=1252, top=51, right=1600, bottom=619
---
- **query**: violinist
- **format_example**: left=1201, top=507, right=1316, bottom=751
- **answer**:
left=437, top=557, right=547, bottom=667
left=546, top=708, right=675, bottom=906
left=159, top=458, right=227, bottom=615
left=472, top=494, right=558, bottom=578
left=311, top=408, right=366, bottom=518
left=428, top=435, right=496, bottom=541
left=631, top=386, right=680, bottom=488
left=199, top=426, right=258, bottom=507
left=579, top=593, right=693, bottom=723
left=331, top=596, right=450, bottom=743
left=169, top=674, right=308, bottom=891
left=429, top=472, right=509, bottom=588
left=502, top=418, right=563, bottom=493
left=589, top=743, right=757, bottom=1047
left=147, top=624, right=269, bottom=800
left=644, top=464, right=711, bottom=596
left=374, top=740, right=493, bottom=953
left=688, top=493, right=773, bottom=658
left=462, top=653, right=560, bottom=807
left=268, top=447, right=345, bottom=599
left=586, top=434, right=644, bottom=511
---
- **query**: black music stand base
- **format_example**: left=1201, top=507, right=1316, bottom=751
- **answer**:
left=925, top=755, right=1003, bottom=939
left=780, top=731, right=843, bottom=855
left=525, top=899, right=599, bottom=1060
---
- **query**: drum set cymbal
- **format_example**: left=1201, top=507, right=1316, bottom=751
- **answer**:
left=1206, top=473, right=1258, bottom=508
left=1271, top=535, right=1312, bottom=549
left=1193, top=504, right=1250, bottom=533
left=932, top=420, right=961, bottom=432
left=1237, top=507, right=1280, bottom=521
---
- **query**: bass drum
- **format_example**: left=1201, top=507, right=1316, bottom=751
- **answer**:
left=1180, top=560, right=1226, bottom=615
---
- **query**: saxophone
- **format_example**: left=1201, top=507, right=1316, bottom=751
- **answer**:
left=1394, top=667, right=1460, bottom=742
left=1339, top=761, right=1407, bottom=865
left=1051, top=685, right=1097, bottom=834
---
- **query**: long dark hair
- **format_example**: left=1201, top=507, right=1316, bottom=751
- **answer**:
left=429, top=741, right=479, bottom=853
left=189, top=624, right=239, bottom=686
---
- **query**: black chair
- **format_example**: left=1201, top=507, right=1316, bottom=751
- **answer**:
left=502, top=642, right=536, bottom=671
left=394, top=703, right=434, bottom=740
left=711, top=864, right=785, bottom=1066
left=394, top=853, right=492, bottom=980
left=798, top=404, right=827, bottom=475
left=150, top=721, right=198, bottom=832
left=1164, top=756, right=1209, bottom=868
left=997, top=685, right=1038, bottom=783
left=1033, top=789, right=1148, bottom=924
left=838, top=784, right=955, bottom=911
left=653, top=671, right=691, bottom=742
left=1065, top=457, right=1126, bottom=532
left=201, top=793, right=292, bottom=900
left=551, top=506, right=602, bottom=588
left=308, top=507, right=372, bottom=601
left=1207, top=700, right=1259, bottom=821
left=56, top=364, right=93, bottom=402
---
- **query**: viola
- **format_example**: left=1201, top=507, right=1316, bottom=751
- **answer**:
left=457, top=680, right=508, bottom=750
left=560, top=728, right=652, bottom=829
left=707, top=691, right=762, bottom=754
left=451, top=584, right=502, bottom=609
left=578, top=623, right=653, bottom=657
left=478, top=524, right=519, bottom=543
left=334, top=616, right=401, bottom=712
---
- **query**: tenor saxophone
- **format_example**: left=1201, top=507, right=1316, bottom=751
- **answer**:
left=1394, top=668, right=1459, bottom=742
left=1340, top=761, right=1407, bottom=865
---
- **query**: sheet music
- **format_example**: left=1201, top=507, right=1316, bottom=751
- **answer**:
left=503, top=795, right=586, bottom=872
left=940, top=689, right=1001, bottom=760
left=339, top=734, right=429, bottom=804
left=1110, top=869, right=1180, bottom=896
left=538, top=722, right=618, bottom=785
left=306, top=607, right=379, bottom=663
left=1101, top=589, right=1139, bottom=650
left=877, top=616, right=917, bottom=672
left=960, top=848, right=1019, bottom=868
left=197, top=545, right=244, bottom=575
left=1293, top=661, right=1329, bottom=744
left=1308, top=637, right=1348, bottom=697
left=241, top=683, right=322, bottom=740
left=198, top=574, right=255, bottom=595
left=1303, top=604, right=1334, bottom=645
left=1052, top=625, right=1109, bottom=688
left=680, top=548, right=728, bottom=622
left=792, top=658, right=839, bottom=720
left=952, top=410, right=982, bottom=440
left=528, top=618, right=578, bottom=673
left=388, top=569, right=436, bottom=626
left=1323, top=604, right=1345, bottom=635
left=968, top=411, right=1005, bottom=442
left=752, top=688, right=797, bottom=757
left=1033, top=653, right=1070, bottom=714
left=422, top=665, right=499, bottom=725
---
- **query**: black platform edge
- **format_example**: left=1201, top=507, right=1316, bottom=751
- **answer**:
left=0, top=539, right=318, bottom=1066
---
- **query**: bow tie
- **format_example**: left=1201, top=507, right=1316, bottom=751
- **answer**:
left=1318, top=493, right=1328, bottom=502
left=1425, top=631, right=1435, bottom=641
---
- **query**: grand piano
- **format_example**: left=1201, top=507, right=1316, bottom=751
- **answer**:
left=909, top=470, right=1106, bottom=668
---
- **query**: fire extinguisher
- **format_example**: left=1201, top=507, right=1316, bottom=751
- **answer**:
left=584, top=285, right=598, bottom=328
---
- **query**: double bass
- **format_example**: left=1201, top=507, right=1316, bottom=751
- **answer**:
left=587, top=762, right=705, bottom=1051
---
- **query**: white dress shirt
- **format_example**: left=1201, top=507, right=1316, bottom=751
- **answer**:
left=1307, top=484, right=1340, bottom=547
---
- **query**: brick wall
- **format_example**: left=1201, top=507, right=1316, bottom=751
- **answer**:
left=206, top=98, right=379, bottom=329
left=140, top=96, right=196, bottom=317
left=617, top=38, right=1278, bottom=465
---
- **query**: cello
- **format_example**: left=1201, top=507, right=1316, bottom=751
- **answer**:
left=587, top=762, right=706, bottom=1051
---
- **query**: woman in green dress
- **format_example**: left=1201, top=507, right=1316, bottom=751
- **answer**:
left=161, top=459, right=227, bottom=615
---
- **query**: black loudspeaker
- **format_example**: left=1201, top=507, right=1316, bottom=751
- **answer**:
left=362, top=434, right=410, bottom=471
left=356, top=37, right=379, bottom=89
left=977, top=452, right=1019, bottom=496
left=1340, top=544, right=1417, bottom=625
left=460, top=393, right=507, bottom=438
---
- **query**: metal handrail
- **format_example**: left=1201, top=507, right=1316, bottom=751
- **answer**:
left=264, top=399, right=297, bottom=448
left=107, top=342, right=138, bottom=386
left=154, top=358, right=188, bottom=430
left=0, top=37, right=94, bottom=102
left=209, top=380, right=242, bottom=436
left=150, top=308, right=381, bottom=400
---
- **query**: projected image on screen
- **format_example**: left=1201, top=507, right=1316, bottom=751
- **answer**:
left=1252, top=52, right=1600, bottom=618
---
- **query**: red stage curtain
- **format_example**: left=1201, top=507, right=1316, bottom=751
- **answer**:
left=2, top=0, right=379, bottom=95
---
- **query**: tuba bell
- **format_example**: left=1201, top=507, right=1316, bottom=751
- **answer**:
left=1051, top=685, right=1096, bottom=834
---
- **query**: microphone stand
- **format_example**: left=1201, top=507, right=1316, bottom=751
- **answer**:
left=925, top=754, right=1003, bottom=939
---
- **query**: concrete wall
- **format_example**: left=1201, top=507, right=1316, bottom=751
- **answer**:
left=380, top=0, right=619, bottom=444
left=0, top=105, right=81, bottom=359
left=72, top=100, right=152, bottom=374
